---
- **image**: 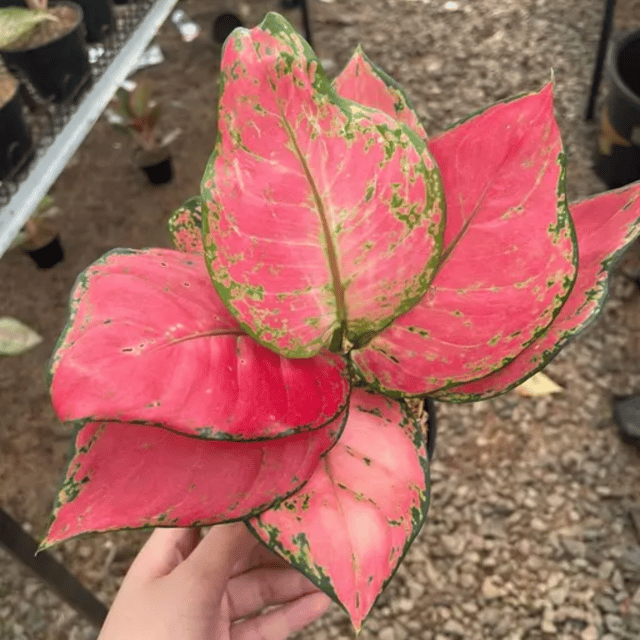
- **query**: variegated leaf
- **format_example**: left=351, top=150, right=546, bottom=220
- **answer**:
left=434, top=183, right=640, bottom=401
left=334, top=46, right=428, bottom=143
left=201, top=13, right=443, bottom=358
left=50, top=248, right=350, bottom=439
left=352, top=85, right=577, bottom=396
left=42, top=409, right=345, bottom=548
left=167, top=195, right=204, bottom=253
left=247, top=388, right=429, bottom=631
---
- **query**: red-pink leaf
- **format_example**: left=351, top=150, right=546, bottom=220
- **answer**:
left=50, top=248, right=350, bottom=439
left=434, top=183, right=640, bottom=401
left=247, top=388, right=429, bottom=631
left=167, top=196, right=204, bottom=254
left=352, top=85, right=578, bottom=396
left=41, top=410, right=345, bottom=548
left=201, top=13, right=443, bottom=357
left=334, top=46, right=428, bottom=143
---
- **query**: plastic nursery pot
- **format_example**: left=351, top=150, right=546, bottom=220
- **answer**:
left=424, top=398, right=437, bottom=461
left=25, top=235, right=64, bottom=269
left=138, top=151, right=173, bottom=185
left=0, top=78, right=33, bottom=180
left=67, top=0, right=115, bottom=43
left=612, top=395, right=640, bottom=444
left=0, top=1, right=92, bottom=104
left=212, top=12, right=243, bottom=44
left=596, top=30, right=640, bottom=188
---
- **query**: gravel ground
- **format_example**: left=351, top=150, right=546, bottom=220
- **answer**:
left=2, top=0, right=640, bottom=639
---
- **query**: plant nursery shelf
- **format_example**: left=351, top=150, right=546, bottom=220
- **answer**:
left=0, top=0, right=180, bottom=258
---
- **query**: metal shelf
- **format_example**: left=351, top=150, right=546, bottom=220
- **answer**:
left=0, top=0, right=179, bottom=257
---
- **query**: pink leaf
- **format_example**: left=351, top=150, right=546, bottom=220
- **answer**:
left=41, top=410, right=345, bottom=548
left=334, top=46, right=428, bottom=143
left=201, top=13, right=443, bottom=357
left=434, top=183, right=640, bottom=400
left=50, top=248, right=350, bottom=439
left=247, top=388, right=429, bottom=631
left=167, top=196, right=204, bottom=254
left=352, top=85, right=577, bottom=396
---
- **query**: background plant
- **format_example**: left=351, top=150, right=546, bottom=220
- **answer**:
left=110, top=83, right=163, bottom=153
left=10, top=194, right=59, bottom=248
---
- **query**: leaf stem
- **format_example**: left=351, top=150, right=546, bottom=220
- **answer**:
left=280, top=112, right=347, bottom=336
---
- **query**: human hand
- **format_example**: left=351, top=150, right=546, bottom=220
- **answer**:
left=98, top=522, right=332, bottom=640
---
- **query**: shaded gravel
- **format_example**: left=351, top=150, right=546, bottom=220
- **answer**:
left=2, top=1, right=640, bottom=639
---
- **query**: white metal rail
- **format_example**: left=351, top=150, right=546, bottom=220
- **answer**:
left=0, top=0, right=179, bottom=258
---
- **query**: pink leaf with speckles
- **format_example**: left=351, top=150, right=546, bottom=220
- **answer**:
left=167, top=196, right=204, bottom=254
left=201, top=13, right=444, bottom=358
left=247, top=388, right=429, bottom=632
left=352, top=85, right=578, bottom=397
left=41, top=410, right=346, bottom=548
left=334, top=46, right=428, bottom=143
left=50, top=248, right=350, bottom=440
left=433, top=183, right=640, bottom=401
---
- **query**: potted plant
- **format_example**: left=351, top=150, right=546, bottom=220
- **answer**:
left=109, top=82, right=176, bottom=185
left=0, top=63, right=33, bottom=179
left=0, top=0, right=91, bottom=104
left=41, top=13, right=640, bottom=634
left=0, top=0, right=113, bottom=43
left=11, top=193, right=64, bottom=268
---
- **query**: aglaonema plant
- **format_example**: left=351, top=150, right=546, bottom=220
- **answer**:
left=42, top=12, right=640, bottom=632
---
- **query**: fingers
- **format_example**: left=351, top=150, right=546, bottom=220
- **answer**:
left=230, top=535, right=290, bottom=577
left=126, top=527, right=201, bottom=582
left=227, top=567, right=322, bottom=620
left=178, top=521, right=256, bottom=584
left=232, top=592, right=332, bottom=640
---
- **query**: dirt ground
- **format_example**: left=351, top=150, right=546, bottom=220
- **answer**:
left=2, top=1, right=640, bottom=639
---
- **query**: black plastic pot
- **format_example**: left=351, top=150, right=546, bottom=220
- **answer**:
left=596, top=31, right=640, bottom=188
left=212, top=12, right=243, bottom=44
left=25, top=235, right=64, bottom=268
left=0, top=1, right=91, bottom=104
left=0, top=83, right=33, bottom=180
left=141, top=155, right=173, bottom=185
left=613, top=394, right=640, bottom=444
left=72, top=0, right=114, bottom=42
left=424, top=398, right=437, bottom=461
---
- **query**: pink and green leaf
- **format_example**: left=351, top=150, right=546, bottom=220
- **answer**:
left=41, top=408, right=346, bottom=548
left=434, top=183, right=640, bottom=401
left=50, top=248, right=350, bottom=440
left=334, top=46, right=428, bottom=143
left=201, top=12, right=444, bottom=358
left=167, top=196, right=204, bottom=253
left=247, top=388, right=429, bottom=632
left=352, top=85, right=578, bottom=397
